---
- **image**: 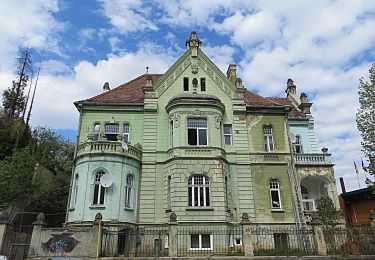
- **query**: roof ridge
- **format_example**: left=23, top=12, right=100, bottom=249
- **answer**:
left=244, top=89, right=283, bottom=106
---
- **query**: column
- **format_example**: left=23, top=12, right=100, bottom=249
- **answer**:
left=241, top=213, right=254, bottom=257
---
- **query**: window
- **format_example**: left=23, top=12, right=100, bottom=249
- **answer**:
left=269, top=180, right=282, bottom=210
left=223, top=124, right=232, bottom=145
left=263, top=125, right=274, bottom=152
left=190, top=234, right=213, bottom=250
left=123, top=124, right=130, bottom=143
left=105, top=123, right=119, bottom=141
left=200, top=78, right=206, bottom=91
left=188, top=175, right=210, bottom=207
left=167, top=176, right=171, bottom=209
left=293, top=135, right=303, bottom=153
left=93, top=171, right=106, bottom=205
left=184, top=77, right=189, bottom=91
left=187, top=118, right=207, bottom=146
left=125, top=174, right=133, bottom=208
left=93, top=123, right=100, bottom=141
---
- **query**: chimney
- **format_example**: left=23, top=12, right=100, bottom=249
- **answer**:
left=103, top=82, right=110, bottom=92
left=340, top=177, right=346, bottom=194
left=143, top=75, right=154, bottom=94
left=226, top=64, right=237, bottom=84
left=235, top=78, right=243, bottom=88
left=286, top=78, right=296, bottom=95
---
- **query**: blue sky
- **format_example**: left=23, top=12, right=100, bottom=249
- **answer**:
left=0, top=0, right=374, bottom=192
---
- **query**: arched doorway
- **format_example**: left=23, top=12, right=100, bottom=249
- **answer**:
left=300, top=176, right=333, bottom=212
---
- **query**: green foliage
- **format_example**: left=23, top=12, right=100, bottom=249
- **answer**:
left=356, top=63, right=375, bottom=183
left=0, top=127, right=74, bottom=214
left=316, top=196, right=341, bottom=229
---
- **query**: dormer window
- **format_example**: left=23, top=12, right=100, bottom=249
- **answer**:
left=105, top=123, right=119, bottom=141
left=184, top=77, right=189, bottom=91
left=187, top=118, right=207, bottom=146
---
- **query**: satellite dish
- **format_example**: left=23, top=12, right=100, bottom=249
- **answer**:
left=100, top=174, right=113, bottom=188
left=290, top=134, right=296, bottom=143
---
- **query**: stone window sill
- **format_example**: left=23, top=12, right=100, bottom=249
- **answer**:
left=271, top=209, right=284, bottom=213
left=90, top=205, right=105, bottom=209
left=186, top=207, right=214, bottom=211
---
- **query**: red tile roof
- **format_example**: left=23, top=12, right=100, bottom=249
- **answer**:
left=75, top=74, right=305, bottom=119
left=267, top=97, right=306, bottom=119
left=75, top=74, right=162, bottom=106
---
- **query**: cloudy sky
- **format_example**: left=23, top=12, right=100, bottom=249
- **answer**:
left=0, top=0, right=374, bottom=192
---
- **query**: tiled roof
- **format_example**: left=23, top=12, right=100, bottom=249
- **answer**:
left=244, top=90, right=283, bottom=107
left=75, top=74, right=162, bottom=106
left=267, top=97, right=305, bottom=119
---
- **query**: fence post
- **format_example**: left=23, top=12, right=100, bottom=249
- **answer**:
left=370, top=210, right=375, bottom=229
left=168, top=212, right=178, bottom=257
left=28, top=213, right=47, bottom=257
left=0, top=211, right=9, bottom=253
left=91, top=212, right=103, bottom=258
left=310, top=213, right=327, bottom=256
left=241, top=213, right=254, bottom=257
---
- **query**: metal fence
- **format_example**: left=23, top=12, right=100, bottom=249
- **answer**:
left=177, top=225, right=243, bottom=257
left=251, top=225, right=316, bottom=256
left=101, top=225, right=169, bottom=257
left=324, top=227, right=375, bottom=255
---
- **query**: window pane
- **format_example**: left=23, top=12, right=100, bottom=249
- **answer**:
left=105, top=124, right=119, bottom=134
left=224, top=125, right=231, bottom=135
left=188, top=187, right=192, bottom=206
left=188, top=129, right=197, bottom=145
left=200, top=78, right=206, bottom=91
left=199, top=187, right=204, bottom=206
left=124, top=124, right=129, bottom=133
left=271, top=190, right=280, bottom=208
left=194, top=187, right=199, bottom=206
left=198, top=129, right=207, bottom=145
left=188, top=119, right=207, bottom=128
left=93, top=185, right=99, bottom=204
left=224, top=135, right=231, bottom=145
left=201, top=234, right=211, bottom=249
left=191, top=234, right=199, bottom=248
left=205, top=187, right=210, bottom=206
left=184, top=77, right=189, bottom=91
left=100, top=186, right=105, bottom=204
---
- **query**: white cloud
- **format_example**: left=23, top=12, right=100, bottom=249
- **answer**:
left=203, top=44, right=236, bottom=72
left=98, top=0, right=158, bottom=35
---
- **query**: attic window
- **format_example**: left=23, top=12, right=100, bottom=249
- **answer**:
left=200, top=78, right=206, bottom=91
left=184, top=77, right=189, bottom=91
left=105, top=123, right=119, bottom=141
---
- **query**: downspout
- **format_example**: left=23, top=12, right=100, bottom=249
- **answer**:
left=65, top=104, right=84, bottom=224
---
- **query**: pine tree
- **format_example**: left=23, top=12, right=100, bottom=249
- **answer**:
left=356, top=63, right=375, bottom=182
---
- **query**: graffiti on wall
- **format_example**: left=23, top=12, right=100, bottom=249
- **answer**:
left=42, top=233, right=80, bottom=253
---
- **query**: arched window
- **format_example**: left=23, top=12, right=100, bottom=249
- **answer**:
left=269, top=179, right=281, bottom=210
left=294, top=135, right=303, bottom=153
left=188, top=175, right=210, bottom=207
left=263, top=125, right=274, bottom=152
left=93, top=171, right=106, bottom=205
left=124, top=174, right=133, bottom=208
left=123, top=124, right=130, bottom=143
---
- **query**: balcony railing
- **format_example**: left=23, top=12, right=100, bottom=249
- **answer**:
left=76, top=141, right=142, bottom=161
left=294, top=153, right=332, bottom=165
left=167, top=146, right=226, bottom=158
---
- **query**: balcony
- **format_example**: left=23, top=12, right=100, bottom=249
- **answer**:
left=294, top=153, right=333, bottom=165
left=76, top=141, right=142, bottom=161
left=167, top=146, right=226, bottom=159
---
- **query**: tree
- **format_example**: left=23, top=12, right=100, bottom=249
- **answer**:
left=316, top=196, right=342, bottom=229
left=356, top=63, right=375, bottom=183
left=2, top=47, right=33, bottom=118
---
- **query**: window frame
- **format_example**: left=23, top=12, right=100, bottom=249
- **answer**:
left=200, top=77, right=206, bottom=92
left=188, top=175, right=210, bottom=207
left=92, top=171, right=106, bottom=206
left=269, top=179, right=282, bottom=210
left=124, top=174, right=134, bottom=208
left=187, top=118, right=208, bottom=146
left=123, top=123, right=130, bottom=143
left=263, top=125, right=275, bottom=152
left=104, top=123, right=119, bottom=141
left=189, top=234, right=213, bottom=251
left=293, top=135, right=303, bottom=154
left=223, top=124, right=232, bottom=145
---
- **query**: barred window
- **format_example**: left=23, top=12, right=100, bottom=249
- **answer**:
left=263, top=125, right=274, bottom=152
left=269, top=179, right=281, bottom=210
left=93, top=171, right=106, bottom=205
left=188, top=175, right=210, bottom=207
left=105, top=123, right=119, bottom=141
left=187, top=118, right=207, bottom=146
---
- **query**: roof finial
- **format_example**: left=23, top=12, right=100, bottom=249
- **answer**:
left=146, top=66, right=149, bottom=74
left=186, top=31, right=202, bottom=50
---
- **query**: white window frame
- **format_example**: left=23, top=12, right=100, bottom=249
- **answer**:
left=269, top=180, right=282, bottom=210
left=188, top=175, right=210, bottom=207
left=124, top=174, right=133, bottom=208
left=263, top=125, right=275, bottom=152
left=189, top=234, right=213, bottom=251
left=187, top=118, right=208, bottom=146
left=223, top=124, right=232, bottom=145
left=92, top=171, right=106, bottom=206
left=123, top=123, right=130, bottom=143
